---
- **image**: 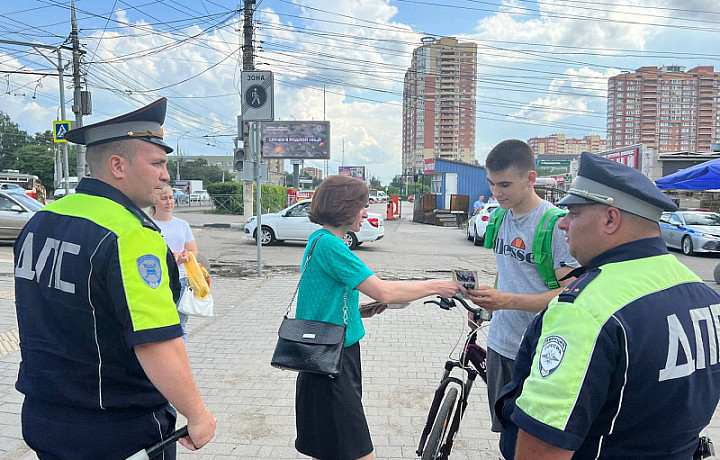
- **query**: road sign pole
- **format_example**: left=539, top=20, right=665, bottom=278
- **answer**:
left=252, top=121, right=262, bottom=277
left=56, top=50, right=70, bottom=195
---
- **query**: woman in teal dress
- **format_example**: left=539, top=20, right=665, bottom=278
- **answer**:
left=295, top=175, right=462, bottom=460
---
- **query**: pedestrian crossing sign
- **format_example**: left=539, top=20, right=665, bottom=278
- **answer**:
left=53, top=121, right=71, bottom=143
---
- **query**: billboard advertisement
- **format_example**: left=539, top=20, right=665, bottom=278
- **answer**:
left=261, top=121, right=330, bottom=159
left=423, top=158, right=435, bottom=173
left=338, top=166, right=366, bottom=181
left=601, top=146, right=639, bottom=169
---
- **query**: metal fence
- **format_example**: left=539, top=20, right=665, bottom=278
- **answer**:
left=209, top=193, right=289, bottom=215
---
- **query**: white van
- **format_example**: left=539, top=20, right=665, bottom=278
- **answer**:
left=53, top=177, right=79, bottom=199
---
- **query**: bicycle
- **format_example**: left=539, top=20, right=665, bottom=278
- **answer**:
left=416, top=295, right=489, bottom=460
left=126, top=425, right=188, bottom=460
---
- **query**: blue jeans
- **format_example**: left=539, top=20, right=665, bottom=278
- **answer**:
left=177, top=277, right=189, bottom=343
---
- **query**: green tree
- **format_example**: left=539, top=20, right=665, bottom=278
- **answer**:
left=168, top=157, right=224, bottom=185
left=14, top=145, right=54, bottom=186
left=390, top=174, right=404, bottom=189
left=369, top=176, right=382, bottom=189
left=0, top=111, right=31, bottom=170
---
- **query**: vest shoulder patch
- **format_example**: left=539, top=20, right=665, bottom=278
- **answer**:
left=137, top=254, right=162, bottom=288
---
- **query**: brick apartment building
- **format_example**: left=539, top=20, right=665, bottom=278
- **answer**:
left=607, top=65, right=720, bottom=153
left=528, top=134, right=607, bottom=155
left=402, top=37, right=477, bottom=179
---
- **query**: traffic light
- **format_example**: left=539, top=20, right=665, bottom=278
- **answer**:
left=413, top=174, right=419, bottom=183
left=565, top=173, right=572, bottom=182
left=234, top=148, right=244, bottom=172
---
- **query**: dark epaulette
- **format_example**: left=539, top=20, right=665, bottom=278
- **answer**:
left=558, top=268, right=602, bottom=303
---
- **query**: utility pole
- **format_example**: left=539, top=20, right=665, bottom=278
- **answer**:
left=70, top=1, right=87, bottom=178
left=0, top=39, right=71, bottom=193
left=241, top=0, right=255, bottom=221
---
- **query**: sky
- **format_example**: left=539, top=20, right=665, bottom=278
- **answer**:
left=1, top=0, right=720, bottom=183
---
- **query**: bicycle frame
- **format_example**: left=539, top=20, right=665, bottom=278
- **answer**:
left=417, top=322, right=487, bottom=460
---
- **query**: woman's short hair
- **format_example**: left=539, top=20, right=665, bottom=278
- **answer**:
left=160, top=183, right=173, bottom=195
left=308, top=175, right=369, bottom=227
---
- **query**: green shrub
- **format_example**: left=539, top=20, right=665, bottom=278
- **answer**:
left=206, top=182, right=242, bottom=195
left=205, top=182, right=290, bottom=215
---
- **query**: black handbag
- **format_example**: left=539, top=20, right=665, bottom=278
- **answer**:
left=271, top=235, right=348, bottom=377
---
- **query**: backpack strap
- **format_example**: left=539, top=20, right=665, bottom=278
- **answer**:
left=483, top=207, right=507, bottom=250
left=533, top=208, right=568, bottom=289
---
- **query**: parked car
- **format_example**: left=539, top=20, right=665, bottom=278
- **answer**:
left=189, top=190, right=211, bottom=203
left=0, top=183, right=27, bottom=194
left=244, top=199, right=384, bottom=250
left=173, top=188, right=189, bottom=203
left=660, top=210, right=720, bottom=255
left=467, top=203, right=499, bottom=246
left=0, top=190, right=43, bottom=241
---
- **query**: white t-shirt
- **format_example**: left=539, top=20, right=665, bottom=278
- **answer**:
left=152, top=216, right=194, bottom=277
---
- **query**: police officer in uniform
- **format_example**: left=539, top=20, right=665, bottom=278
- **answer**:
left=497, top=152, right=720, bottom=459
left=14, top=98, right=216, bottom=459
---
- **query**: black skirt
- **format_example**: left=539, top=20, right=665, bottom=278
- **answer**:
left=295, top=342, right=373, bottom=460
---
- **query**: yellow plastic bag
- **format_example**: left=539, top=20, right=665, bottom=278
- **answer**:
left=184, top=252, right=210, bottom=298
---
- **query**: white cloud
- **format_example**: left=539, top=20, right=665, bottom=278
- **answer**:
left=510, top=67, right=621, bottom=124
left=469, top=0, right=668, bottom=63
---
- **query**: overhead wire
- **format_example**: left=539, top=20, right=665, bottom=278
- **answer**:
left=3, top=0, right=718, bottom=160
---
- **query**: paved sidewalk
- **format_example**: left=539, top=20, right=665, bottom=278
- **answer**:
left=0, top=275, right=502, bottom=459
left=3, top=272, right=720, bottom=459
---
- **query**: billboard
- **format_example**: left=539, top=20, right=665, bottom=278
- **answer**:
left=261, top=121, right=330, bottom=159
left=339, top=166, right=366, bottom=181
left=423, top=158, right=435, bottom=173
left=601, top=146, right=639, bottom=169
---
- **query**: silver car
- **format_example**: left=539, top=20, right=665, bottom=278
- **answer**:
left=659, top=211, right=720, bottom=255
left=0, top=191, right=43, bottom=241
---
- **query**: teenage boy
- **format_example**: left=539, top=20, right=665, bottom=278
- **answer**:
left=466, top=139, right=578, bottom=432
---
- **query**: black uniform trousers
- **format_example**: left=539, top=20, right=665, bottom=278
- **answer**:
left=22, top=399, right=177, bottom=460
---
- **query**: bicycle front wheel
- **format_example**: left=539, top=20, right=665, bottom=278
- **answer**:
left=421, top=387, right=458, bottom=460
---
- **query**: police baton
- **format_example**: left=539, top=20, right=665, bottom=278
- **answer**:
left=125, top=426, right=189, bottom=460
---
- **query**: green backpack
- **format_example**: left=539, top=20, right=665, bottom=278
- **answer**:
left=483, top=207, right=568, bottom=289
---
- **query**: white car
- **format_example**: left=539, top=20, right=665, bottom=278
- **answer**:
left=189, top=190, right=211, bottom=203
left=244, top=199, right=384, bottom=250
left=467, top=203, right=499, bottom=246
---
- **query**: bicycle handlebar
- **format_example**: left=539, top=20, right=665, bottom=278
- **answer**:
left=424, top=295, right=484, bottom=316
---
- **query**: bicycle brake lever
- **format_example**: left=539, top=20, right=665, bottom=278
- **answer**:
left=424, top=296, right=455, bottom=310
left=438, top=296, right=456, bottom=310
left=423, top=300, right=443, bottom=308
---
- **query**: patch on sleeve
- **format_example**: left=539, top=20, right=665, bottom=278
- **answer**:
left=539, top=335, right=567, bottom=378
left=137, top=254, right=162, bottom=288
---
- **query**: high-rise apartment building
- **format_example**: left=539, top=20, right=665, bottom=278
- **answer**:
left=402, top=37, right=477, bottom=178
left=607, top=66, right=720, bottom=153
left=528, top=134, right=606, bottom=155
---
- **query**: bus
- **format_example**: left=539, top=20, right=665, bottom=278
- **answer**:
left=0, top=170, right=39, bottom=199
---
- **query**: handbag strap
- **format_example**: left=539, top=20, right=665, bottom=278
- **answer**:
left=285, top=233, right=348, bottom=324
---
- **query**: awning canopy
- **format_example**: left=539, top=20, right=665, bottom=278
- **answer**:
left=655, top=158, right=720, bottom=190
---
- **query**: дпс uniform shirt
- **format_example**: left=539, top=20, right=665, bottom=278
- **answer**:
left=499, top=237, right=720, bottom=459
left=14, top=178, right=182, bottom=411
